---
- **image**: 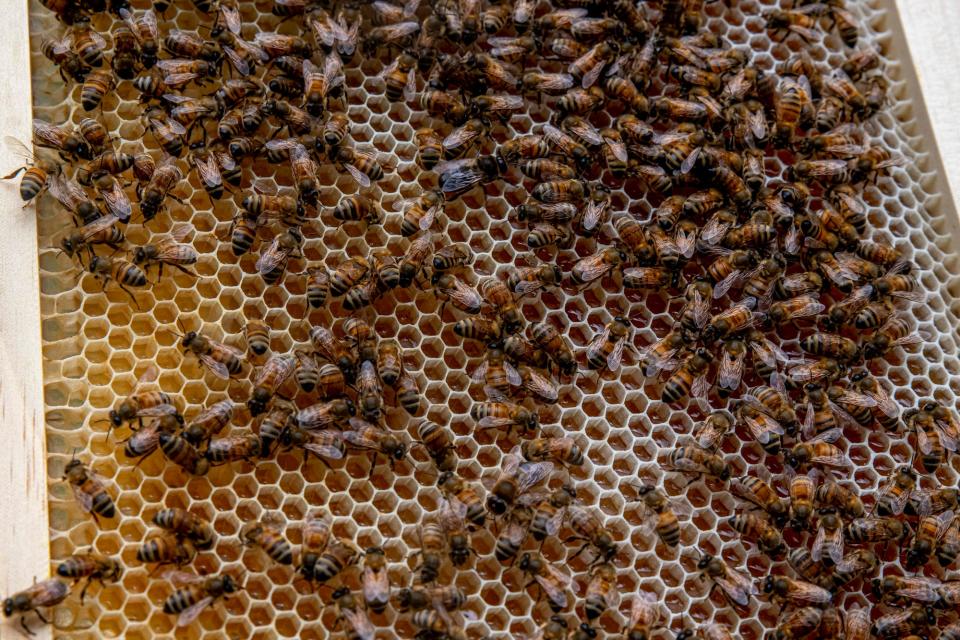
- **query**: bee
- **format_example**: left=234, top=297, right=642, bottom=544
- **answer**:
left=437, top=154, right=506, bottom=201
left=132, top=222, right=198, bottom=278
left=182, top=399, right=234, bottom=447
left=331, top=194, right=382, bottom=227
left=662, top=348, right=713, bottom=404
left=764, top=574, right=832, bottom=608
left=907, top=510, right=955, bottom=570
left=936, top=514, right=960, bottom=568
left=32, top=118, right=91, bottom=161
left=159, top=429, right=209, bottom=475
left=308, top=536, right=364, bottom=584
left=705, top=249, right=757, bottom=299
left=138, top=156, right=182, bottom=221
left=105, top=364, right=176, bottom=432
left=521, top=437, right=584, bottom=467
left=634, top=483, right=688, bottom=548
left=571, top=247, right=627, bottom=286
left=698, top=554, right=758, bottom=607
left=730, top=475, right=789, bottom=526
left=909, top=406, right=953, bottom=473
left=729, top=512, right=785, bottom=556
left=56, top=551, right=122, bottom=603
left=863, top=316, right=921, bottom=360
left=264, top=140, right=319, bottom=205
left=871, top=606, right=936, bottom=639
left=120, top=7, right=159, bottom=68
left=343, top=417, right=408, bottom=472
left=136, top=536, right=195, bottom=568
left=907, top=487, right=959, bottom=518
left=517, top=553, right=571, bottom=613
left=876, top=466, right=917, bottom=516
left=2, top=578, right=70, bottom=636
left=815, top=479, right=864, bottom=519
left=205, top=433, right=261, bottom=466
left=872, top=575, right=941, bottom=607
left=432, top=273, right=482, bottom=318
left=557, top=85, right=606, bottom=116
left=475, top=278, right=521, bottom=334
left=526, top=485, right=576, bottom=543
left=419, top=88, right=469, bottom=125
left=329, top=587, right=375, bottom=640
left=581, top=562, right=619, bottom=621
left=507, top=264, right=562, bottom=298
left=303, top=267, right=331, bottom=309
left=810, top=508, right=845, bottom=566
left=583, top=316, right=632, bottom=373
left=787, top=427, right=848, bottom=469
left=297, top=54, right=342, bottom=117
left=295, top=396, right=355, bottom=432
left=256, top=227, right=303, bottom=285
left=78, top=67, right=115, bottom=112
left=415, top=420, right=456, bottom=473
left=241, top=518, right=293, bottom=565
left=846, top=515, right=905, bottom=545
left=526, top=223, right=573, bottom=250
left=175, top=324, right=245, bottom=380
left=484, top=451, right=553, bottom=515
left=528, top=322, right=576, bottom=377
left=666, top=444, right=730, bottom=481
left=772, top=607, right=824, bottom=640
left=63, top=456, right=115, bottom=524
left=162, top=572, right=239, bottom=628
left=737, top=403, right=784, bottom=454
left=399, top=233, right=433, bottom=287
left=43, top=34, right=89, bottom=83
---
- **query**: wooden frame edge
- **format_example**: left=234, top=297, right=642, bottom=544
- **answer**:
left=0, top=2, right=51, bottom=638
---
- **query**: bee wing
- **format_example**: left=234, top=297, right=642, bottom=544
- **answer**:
left=361, top=566, right=390, bottom=612
left=255, top=353, right=297, bottom=388
left=222, top=47, right=252, bottom=76
left=516, top=460, right=554, bottom=495
left=536, top=565, right=571, bottom=605
left=691, top=374, right=711, bottom=399
left=718, top=348, right=745, bottom=391
left=565, top=118, right=603, bottom=146
left=216, top=1, right=241, bottom=33
left=580, top=197, right=608, bottom=234
left=308, top=14, right=338, bottom=47
left=163, top=73, right=200, bottom=89
left=629, top=592, right=659, bottom=627
left=811, top=444, right=848, bottom=469
left=607, top=336, right=627, bottom=373
left=831, top=389, right=877, bottom=408
left=192, top=153, right=223, bottom=187
left=675, top=226, right=697, bottom=259
left=523, top=368, right=558, bottom=401
left=680, top=145, right=701, bottom=175
left=916, top=423, right=936, bottom=455
left=137, top=404, right=178, bottom=419
left=255, top=236, right=288, bottom=276
left=833, top=188, right=865, bottom=215
left=504, top=362, right=522, bottom=387
left=197, top=354, right=231, bottom=380
left=48, top=173, right=85, bottom=209
left=342, top=608, right=375, bottom=640
left=714, top=567, right=755, bottom=606
left=170, top=222, right=195, bottom=244
left=574, top=253, right=615, bottom=283
left=470, top=360, right=489, bottom=384
left=343, top=162, right=372, bottom=188
left=896, top=577, right=941, bottom=603
left=712, top=268, right=743, bottom=300
left=446, top=277, right=483, bottom=313
left=32, top=119, right=66, bottom=150
left=443, top=125, right=482, bottom=155
left=585, top=325, right=612, bottom=366
left=3, top=135, right=36, bottom=164
left=478, top=416, right=521, bottom=430
left=177, top=595, right=214, bottom=627
left=747, top=108, right=767, bottom=141
left=605, top=136, right=629, bottom=162
left=783, top=224, right=801, bottom=255
left=812, top=524, right=844, bottom=565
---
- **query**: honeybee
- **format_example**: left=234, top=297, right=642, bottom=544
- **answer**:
left=566, top=505, right=618, bottom=563
left=2, top=578, right=70, bottom=636
left=518, top=553, right=571, bottom=613
left=764, top=574, right=832, bottom=608
left=871, top=575, right=940, bottom=606
left=121, top=408, right=176, bottom=462
left=634, top=483, right=688, bottom=548
left=666, top=445, right=730, bottom=481
left=846, top=515, right=905, bottom=544
left=698, top=553, right=758, bottom=607
left=139, top=156, right=182, bottom=221
left=300, top=54, right=344, bottom=116
left=437, top=154, right=506, bottom=201
left=43, top=33, right=89, bottom=83
left=527, top=485, right=576, bottom=543
left=63, top=456, right=116, bottom=524
left=731, top=474, right=789, bottom=526
left=162, top=572, right=239, bottom=628
left=729, top=512, right=784, bottom=556
left=106, top=364, right=177, bottom=432
left=585, top=317, right=633, bottom=372
left=936, top=514, right=960, bottom=568
left=908, top=406, right=954, bottom=473
left=240, top=516, right=293, bottom=566
left=529, top=322, right=577, bottom=377
left=662, top=349, right=713, bottom=404
left=811, top=509, right=845, bottom=565
left=256, top=227, right=303, bottom=285
left=907, top=487, right=959, bottom=518
left=787, top=428, right=848, bottom=470
left=439, top=471, right=486, bottom=527
left=119, top=7, right=159, bottom=67
left=329, top=587, right=375, bottom=640
left=32, top=118, right=91, bottom=161
left=876, top=466, right=917, bottom=516
left=399, top=233, right=433, bottom=287
left=507, top=264, right=562, bottom=297
left=56, top=551, right=122, bottom=603
left=205, top=433, right=261, bottom=466
left=816, top=479, right=864, bottom=519
left=174, top=323, right=245, bottom=380
left=264, top=139, right=319, bottom=205
left=132, top=222, right=198, bottom=278
left=183, top=399, right=234, bottom=446
left=310, top=536, right=364, bottom=584
left=738, top=403, right=785, bottom=454
left=521, top=437, right=584, bottom=467
left=3, top=136, right=60, bottom=204
left=871, top=606, right=935, bottom=639
left=343, top=417, right=408, bottom=472
left=416, top=421, right=457, bottom=473
left=907, top=510, right=954, bottom=570
left=484, top=451, right=553, bottom=515
left=136, top=536, right=195, bottom=568
left=571, top=247, right=627, bottom=286
left=582, top=562, right=618, bottom=621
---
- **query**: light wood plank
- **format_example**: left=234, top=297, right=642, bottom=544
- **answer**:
left=0, top=2, right=51, bottom=639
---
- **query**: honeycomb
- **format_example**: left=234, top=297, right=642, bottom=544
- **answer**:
left=19, top=0, right=960, bottom=638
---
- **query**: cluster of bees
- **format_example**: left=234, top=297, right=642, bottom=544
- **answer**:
left=5, top=0, right=959, bottom=639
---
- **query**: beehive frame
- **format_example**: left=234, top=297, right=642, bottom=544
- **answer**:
left=5, top=0, right=960, bottom=639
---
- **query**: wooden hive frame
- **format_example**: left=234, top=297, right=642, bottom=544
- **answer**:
left=2, top=0, right=960, bottom=638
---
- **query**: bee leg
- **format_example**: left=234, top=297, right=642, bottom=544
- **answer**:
left=79, top=577, right=93, bottom=604
left=20, top=615, right=36, bottom=637
left=117, top=283, right=142, bottom=310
